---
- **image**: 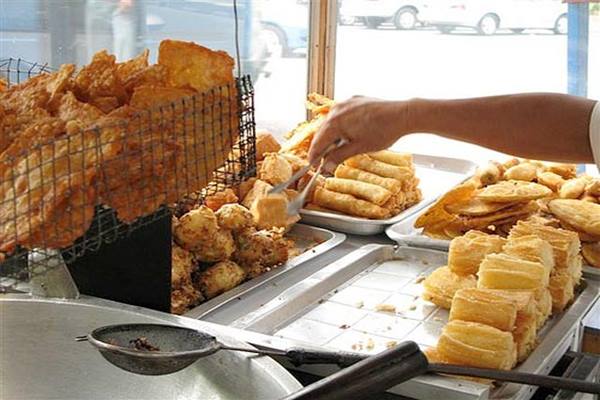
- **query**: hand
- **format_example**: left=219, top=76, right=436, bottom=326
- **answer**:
left=308, top=96, right=411, bottom=165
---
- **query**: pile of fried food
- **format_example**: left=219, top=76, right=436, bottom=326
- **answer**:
left=170, top=187, right=299, bottom=314
left=0, top=39, right=236, bottom=255
left=415, top=158, right=600, bottom=268
left=423, top=220, right=582, bottom=369
left=253, top=94, right=422, bottom=220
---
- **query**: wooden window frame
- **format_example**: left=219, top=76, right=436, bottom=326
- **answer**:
left=307, top=0, right=338, bottom=99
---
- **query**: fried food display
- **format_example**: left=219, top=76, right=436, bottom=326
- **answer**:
left=0, top=39, right=237, bottom=254
left=170, top=197, right=298, bottom=313
left=421, top=266, right=477, bottom=309
left=425, top=216, right=583, bottom=368
left=436, top=320, right=517, bottom=370
left=582, top=243, right=600, bottom=268
left=447, top=230, right=505, bottom=275
left=548, top=199, right=600, bottom=237
left=415, top=158, right=600, bottom=244
left=313, top=187, right=389, bottom=219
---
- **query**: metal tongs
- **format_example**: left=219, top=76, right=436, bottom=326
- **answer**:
left=269, top=138, right=347, bottom=216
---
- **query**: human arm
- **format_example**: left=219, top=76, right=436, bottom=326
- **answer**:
left=308, top=93, right=597, bottom=165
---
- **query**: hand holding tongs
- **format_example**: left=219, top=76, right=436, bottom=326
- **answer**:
left=269, top=138, right=347, bottom=216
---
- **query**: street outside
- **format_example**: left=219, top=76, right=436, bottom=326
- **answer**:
left=255, top=21, right=600, bottom=166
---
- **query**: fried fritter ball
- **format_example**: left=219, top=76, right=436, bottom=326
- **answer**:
left=234, top=227, right=289, bottom=268
left=171, top=282, right=203, bottom=315
left=197, top=260, right=246, bottom=299
left=205, top=188, right=239, bottom=211
left=171, top=243, right=196, bottom=288
left=173, top=206, right=219, bottom=252
left=193, top=229, right=235, bottom=263
left=216, top=203, right=254, bottom=231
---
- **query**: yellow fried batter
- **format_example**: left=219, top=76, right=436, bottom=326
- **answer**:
left=216, top=203, right=254, bottom=231
left=197, top=260, right=246, bottom=299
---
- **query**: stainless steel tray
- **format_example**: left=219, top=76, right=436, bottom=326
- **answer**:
left=299, top=154, right=478, bottom=235
left=230, top=244, right=599, bottom=400
left=184, top=224, right=345, bottom=320
left=0, top=294, right=301, bottom=400
left=387, top=213, right=600, bottom=280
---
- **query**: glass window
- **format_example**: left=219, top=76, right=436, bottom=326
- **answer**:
left=0, top=0, right=309, bottom=137
left=336, top=0, right=598, bottom=164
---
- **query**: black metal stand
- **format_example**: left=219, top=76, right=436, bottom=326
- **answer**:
left=66, top=211, right=172, bottom=313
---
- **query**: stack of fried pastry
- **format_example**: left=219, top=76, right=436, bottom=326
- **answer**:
left=425, top=220, right=582, bottom=368
left=0, top=39, right=237, bottom=254
left=414, top=180, right=547, bottom=240
left=508, top=220, right=582, bottom=312
left=307, top=151, right=422, bottom=219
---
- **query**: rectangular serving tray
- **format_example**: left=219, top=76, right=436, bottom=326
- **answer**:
left=229, top=244, right=599, bottom=400
left=299, top=154, right=477, bottom=235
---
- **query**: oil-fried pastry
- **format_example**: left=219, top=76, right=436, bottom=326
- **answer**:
left=449, top=288, right=517, bottom=332
left=445, top=198, right=515, bottom=217
left=543, top=162, right=577, bottom=179
left=559, top=177, right=587, bottom=199
left=197, top=260, right=246, bottom=299
left=509, top=220, right=580, bottom=269
left=502, top=235, right=555, bottom=274
left=174, top=206, right=219, bottom=251
left=216, top=203, right=254, bottom=231
left=548, top=270, right=575, bottom=312
left=486, top=289, right=537, bottom=361
left=422, top=266, right=477, bottom=309
left=436, top=320, right=517, bottom=370
left=368, top=150, right=413, bottom=168
left=241, top=179, right=273, bottom=209
left=193, top=229, right=235, bottom=262
left=345, top=154, right=414, bottom=182
left=548, top=199, right=600, bottom=237
left=504, top=163, right=538, bottom=182
left=313, top=187, right=389, bottom=219
left=582, top=243, right=600, bottom=268
left=476, top=161, right=502, bottom=186
left=324, top=177, right=392, bottom=206
left=448, top=231, right=505, bottom=275
left=476, top=180, right=552, bottom=203
left=250, top=193, right=299, bottom=230
left=478, top=253, right=550, bottom=290
left=259, top=153, right=293, bottom=186
left=255, top=131, right=281, bottom=161
left=536, top=171, right=565, bottom=192
left=335, top=164, right=402, bottom=193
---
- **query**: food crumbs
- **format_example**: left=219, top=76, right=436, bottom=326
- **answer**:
left=386, top=341, right=398, bottom=349
left=355, top=300, right=364, bottom=309
left=339, top=324, right=350, bottom=329
left=422, top=261, right=429, bottom=266
left=415, top=276, right=426, bottom=284
left=318, top=299, right=325, bottom=304
left=375, top=304, right=396, bottom=313
left=366, top=338, right=375, bottom=350
left=408, top=304, right=417, bottom=311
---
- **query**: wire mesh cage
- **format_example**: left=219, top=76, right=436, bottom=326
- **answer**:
left=0, top=58, right=256, bottom=293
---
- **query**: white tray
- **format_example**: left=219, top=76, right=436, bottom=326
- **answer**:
left=299, top=154, right=477, bottom=235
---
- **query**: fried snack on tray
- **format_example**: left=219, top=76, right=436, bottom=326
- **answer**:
left=173, top=206, right=219, bottom=250
left=478, top=253, right=550, bottom=290
left=313, top=187, right=389, bottom=219
left=197, top=260, right=246, bottom=299
left=204, top=188, right=238, bottom=212
left=255, top=131, right=281, bottom=161
left=582, top=243, right=600, bottom=268
left=368, top=150, right=413, bottom=168
left=234, top=227, right=289, bottom=270
left=436, top=320, right=517, bottom=370
left=422, top=266, right=477, bottom=309
left=259, top=153, right=293, bottom=186
left=502, top=235, right=555, bottom=270
left=324, top=178, right=392, bottom=206
left=447, top=231, right=506, bottom=275
left=216, top=203, right=253, bottom=231
left=548, top=199, right=600, bottom=237
left=345, top=154, right=414, bottom=182
left=335, top=164, right=402, bottom=194
left=476, top=180, right=552, bottom=203
left=450, top=288, right=518, bottom=332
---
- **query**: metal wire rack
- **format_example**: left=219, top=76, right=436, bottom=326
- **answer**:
left=0, top=58, right=256, bottom=292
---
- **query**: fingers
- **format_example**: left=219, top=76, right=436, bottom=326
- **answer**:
left=308, top=118, right=339, bottom=165
left=324, top=142, right=362, bottom=166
